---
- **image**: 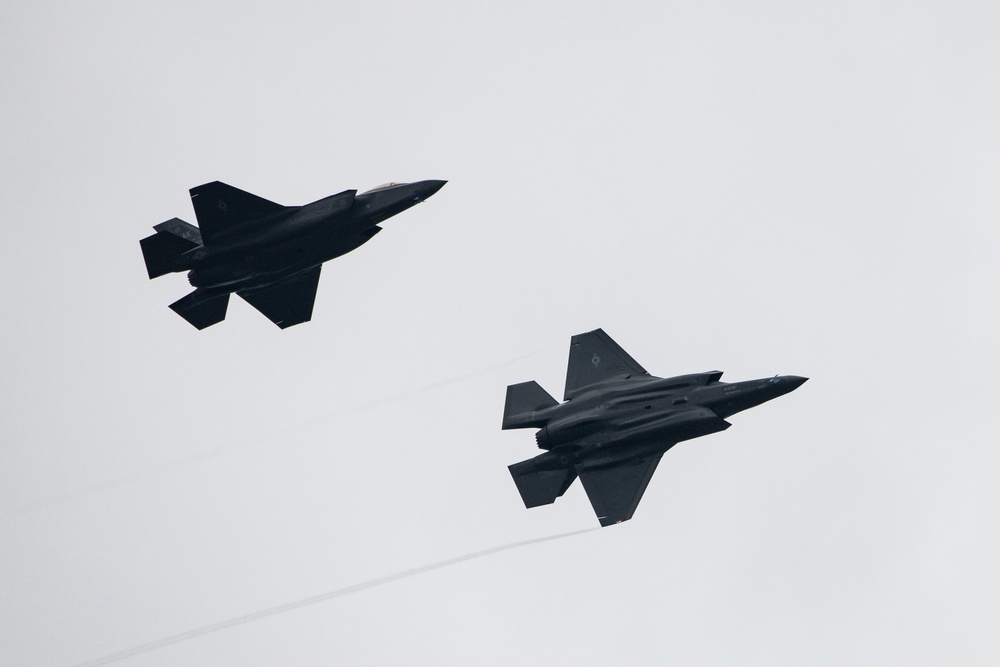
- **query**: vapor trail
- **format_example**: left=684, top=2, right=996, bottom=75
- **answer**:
left=7, top=343, right=558, bottom=518
left=72, top=527, right=596, bottom=666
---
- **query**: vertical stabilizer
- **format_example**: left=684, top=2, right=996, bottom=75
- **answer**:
left=139, top=218, right=201, bottom=279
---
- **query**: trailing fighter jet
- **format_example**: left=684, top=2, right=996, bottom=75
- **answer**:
left=502, top=329, right=806, bottom=527
left=140, top=180, right=446, bottom=329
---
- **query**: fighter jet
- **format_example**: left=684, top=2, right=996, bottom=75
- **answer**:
left=140, top=180, right=446, bottom=329
left=503, top=329, right=806, bottom=526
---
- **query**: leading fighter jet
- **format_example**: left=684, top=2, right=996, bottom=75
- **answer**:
left=140, top=179, right=446, bottom=329
left=502, top=329, right=806, bottom=526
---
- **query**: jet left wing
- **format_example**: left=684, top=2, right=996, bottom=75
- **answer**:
left=237, top=266, right=322, bottom=329
left=189, top=181, right=287, bottom=245
left=577, top=454, right=663, bottom=527
left=564, top=328, right=649, bottom=400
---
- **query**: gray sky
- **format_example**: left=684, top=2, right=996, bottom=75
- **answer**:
left=2, top=1, right=999, bottom=665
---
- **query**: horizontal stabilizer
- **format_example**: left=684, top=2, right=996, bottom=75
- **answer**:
left=237, top=265, right=321, bottom=329
left=140, top=219, right=201, bottom=279
left=578, top=454, right=663, bottom=527
left=502, top=380, right=558, bottom=429
left=509, top=455, right=577, bottom=508
left=169, top=290, right=230, bottom=329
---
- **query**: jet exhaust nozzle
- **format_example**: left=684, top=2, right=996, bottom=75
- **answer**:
left=535, top=428, right=551, bottom=450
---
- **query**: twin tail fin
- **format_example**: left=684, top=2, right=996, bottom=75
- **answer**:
left=139, top=218, right=202, bottom=279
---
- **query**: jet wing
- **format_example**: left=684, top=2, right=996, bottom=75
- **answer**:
left=577, top=453, right=663, bottom=527
left=564, top=328, right=649, bottom=400
left=189, top=181, right=287, bottom=244
left=237, top=266, right=322, bottom=329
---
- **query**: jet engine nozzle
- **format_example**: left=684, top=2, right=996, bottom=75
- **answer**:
left=535, top=427, right=552, bottom=450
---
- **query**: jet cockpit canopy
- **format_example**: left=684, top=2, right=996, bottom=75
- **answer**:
left=361, top=182, right=402, bottom=194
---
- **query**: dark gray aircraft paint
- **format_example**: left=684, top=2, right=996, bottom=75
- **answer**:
left=503, top=329, right=807, bottom=527
left=140, top=180, right=446, bottom=329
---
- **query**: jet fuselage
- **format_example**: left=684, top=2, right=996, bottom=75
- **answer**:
left=140, top=179, right=446, bottom=328
left=186, top=181, right=445, bottom=292
left=530, top=374, right=807, bottom=468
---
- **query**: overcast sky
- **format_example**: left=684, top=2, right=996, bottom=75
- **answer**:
left=2, top=1, right=999, bottom=665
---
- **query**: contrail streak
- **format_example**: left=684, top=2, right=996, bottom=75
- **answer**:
left=6, top=343, right=558, bottom=519
left=72, top=527, right=596, bottom=666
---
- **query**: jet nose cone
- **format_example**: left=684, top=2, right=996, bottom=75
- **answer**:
left=783, top=375, right=808, bottom=391
left=764, top=375, right=807, bottom=397
left=416, top=179, right=447, bottom=200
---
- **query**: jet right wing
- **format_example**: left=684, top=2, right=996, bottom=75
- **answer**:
left=577, top=454, right=663, bottom=527
left=237, top=266, right=322, bottom=329
left=189, top=181, right=287, bottom=245
left=564, top=328, right=649, bottom=400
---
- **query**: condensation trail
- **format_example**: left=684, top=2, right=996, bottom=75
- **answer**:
left=7, top=343, right=558, bottom=518
left=72, top=527, right=597, bottom=666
